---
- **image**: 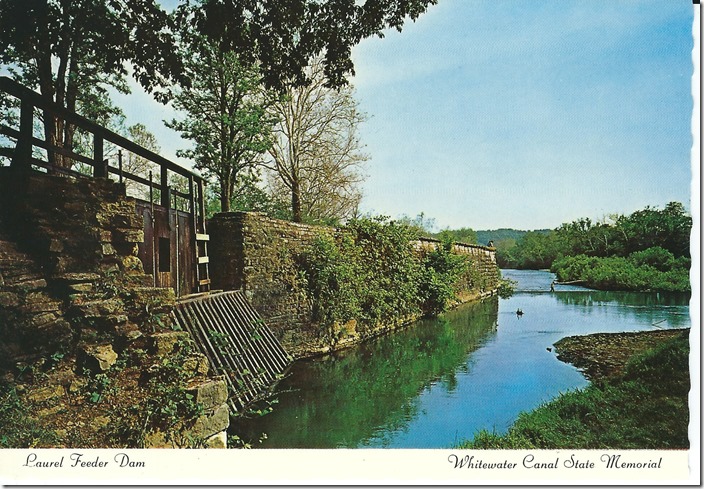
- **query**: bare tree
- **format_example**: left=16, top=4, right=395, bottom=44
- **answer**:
left=266, top=57, right=368, bottom=223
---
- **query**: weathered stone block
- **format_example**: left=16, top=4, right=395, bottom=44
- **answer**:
left=120, top=255, right=144, bottom=273
left=0, top=292, right=20, bottom=307
left=204, top=430, right=227, bottom=449
left=54, top=272, right=101, bottom=283
left=189, top=404, right=229, bottom=439
left=73, top=298, right=124, bottom=318
left=188, top=377, right=227, bottom=410
left=81, top=344, right=118, bottom=372
left=68, top=282, right=94, bottom=293
left=101, top=243, right=117, bottom=256
left=114, top=228, right=144, bottom=243
left=182, top=354, right=210, bottom=377
left=150, top=331, right=190, bottom=356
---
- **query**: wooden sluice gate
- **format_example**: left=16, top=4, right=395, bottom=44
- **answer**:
left=172, top=291, right=292, bottom=412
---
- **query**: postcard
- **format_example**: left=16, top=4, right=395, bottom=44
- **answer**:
left=0, top=0, right=699, bottom=485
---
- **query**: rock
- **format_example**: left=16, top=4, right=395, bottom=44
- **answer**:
left=69, top=377, right=88, bottom=394
left=115, top=322, right=143, bottom=342
left=120, top=255, right=144, bottom=273
left=35, top=405, right=65, bottom=418
left=89, top=416, right=111, bottom=433
left=101, top=243, right=117, bottom=256
left=26, top=385, right=65, bottom=403
left=189, top=404, right=230, bottom=439
left=68, top=282, right=94, bottom=293
left=81, top=344, right=118, bottom=372
left=73, top=298, right=124, bottom=318
left=204, top=430, right=227, bottom=449
left=0, top=292, right=20, bottom=307
left=150, top=332, right=190, bottom=356
left=114, top=228, right=144, bottom=244
left=182, top=354, right=210, bottom=377
left=54, top=272, right=101, bottom=284
left=143, top=431, right=171, bottom=448
left=47, top=368, right=75, bottom=386
left=48, top=239, right=64, bottom=252
left=188, top=377, right=228, bottom=410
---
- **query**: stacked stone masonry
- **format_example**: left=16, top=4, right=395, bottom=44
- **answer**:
left=209, top=211, right=500, bottom=359
left=0, top=168, right=227, bottom=448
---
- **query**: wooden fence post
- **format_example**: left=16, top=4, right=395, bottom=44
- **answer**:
left=11, top=100, right=33, bottom=170
left=93, top=134, right=107, bottom=177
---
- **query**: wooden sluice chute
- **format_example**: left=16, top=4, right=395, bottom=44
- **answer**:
left=172, top=291, right=292, bottom=412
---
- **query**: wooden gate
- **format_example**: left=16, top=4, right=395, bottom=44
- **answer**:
left=135, top=201, right=195, bottom=297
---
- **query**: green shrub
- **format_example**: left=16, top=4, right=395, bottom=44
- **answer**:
left=551, top=254, right=690, bottom=292
left=299, top=217, right=479, bottom=335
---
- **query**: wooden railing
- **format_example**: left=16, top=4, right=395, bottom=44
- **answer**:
left=0, top=76, right=211, bottom=294
left=0, top=76, right=206, bottom=220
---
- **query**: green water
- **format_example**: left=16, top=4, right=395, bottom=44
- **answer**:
left=235, top=269, right=690, bottom=448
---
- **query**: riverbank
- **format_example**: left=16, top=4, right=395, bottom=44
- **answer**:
left=458, top=328, right=690, bottom=449
left=554, top=328, right=689, bottom=381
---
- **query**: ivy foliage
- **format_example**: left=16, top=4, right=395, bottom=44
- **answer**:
left=298, top=217, right=481, bottom=336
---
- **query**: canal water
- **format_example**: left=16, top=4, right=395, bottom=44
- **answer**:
left=235, top=269, right=690, bottom=448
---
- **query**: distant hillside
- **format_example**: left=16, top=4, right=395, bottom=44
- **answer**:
left=475, top=228, right=550, bottom=246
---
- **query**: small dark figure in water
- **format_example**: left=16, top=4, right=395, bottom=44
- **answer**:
left=516, top=308, right=524, bottom=318
left=550, top=280, right=555, bottom=292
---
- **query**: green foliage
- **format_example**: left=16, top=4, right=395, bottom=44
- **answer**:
left=418, top=237, right=470, bottom=316
left=0, top=383, right=60, bottom=448
left=299, top=217, right=477, bottom=338
left=111, top=339, right=206, bottom=448
left=499, top=202, right=691, bottom=271
left=496, top=277, right=517, bottom=299
left=434, top=227, right=478, bottom=245
left=475, top=228, right=548, bottom=246
left=166, top=22, right=277, bottom=213
left=496, top=203, right=691, bottom=292
left=459, top=332, right=689, bottom=449
left=551, top=250, right=690, bottom=292
left=85, top=371, right=114, bottom=404
left=195, top=0, right=438, bottom=89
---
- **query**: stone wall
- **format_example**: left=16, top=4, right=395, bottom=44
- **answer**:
left=413, top=237, right=499, bottom=303
left=0, top=168, right=228, bottom=448
left=209, top=212, right=332, bottom=357
left=209, top=211, right=499, bottom=358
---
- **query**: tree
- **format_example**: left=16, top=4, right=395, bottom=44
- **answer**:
left=0, top=0, right=181, bottom=168
left=266, top=57, right=368, bottom=223
left=195, top=0, right=438, bottom=89
left=166, top=27, right=276, bottom=212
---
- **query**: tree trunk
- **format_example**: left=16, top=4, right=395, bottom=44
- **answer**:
left=220, top=182, right=231, bottom=212
left=291, top=179, right=302, bottom=223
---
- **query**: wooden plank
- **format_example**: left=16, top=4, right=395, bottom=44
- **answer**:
left=198, top=256, right=209, bottom=264
left=196, top=233, right=209, bottom=241
left=198, top=278, right=211, bottom=286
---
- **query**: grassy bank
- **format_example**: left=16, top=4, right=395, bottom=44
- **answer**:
left=458, top=329, right=689, bottom=449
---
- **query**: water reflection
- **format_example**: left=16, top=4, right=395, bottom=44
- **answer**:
left=238, top=270, right=691, bottom=448
left=234, top=298, right=499, bottom=448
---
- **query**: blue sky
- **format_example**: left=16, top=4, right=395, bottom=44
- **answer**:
left=118, top=0, right=695, bottom=231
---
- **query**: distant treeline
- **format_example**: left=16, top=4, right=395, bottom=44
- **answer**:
left=434, top=202, right=691, bottom=292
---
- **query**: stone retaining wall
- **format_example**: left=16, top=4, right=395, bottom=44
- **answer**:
left=209, top=211, right=500, bottom=358
left=0, top=168, right=228, bottom=448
